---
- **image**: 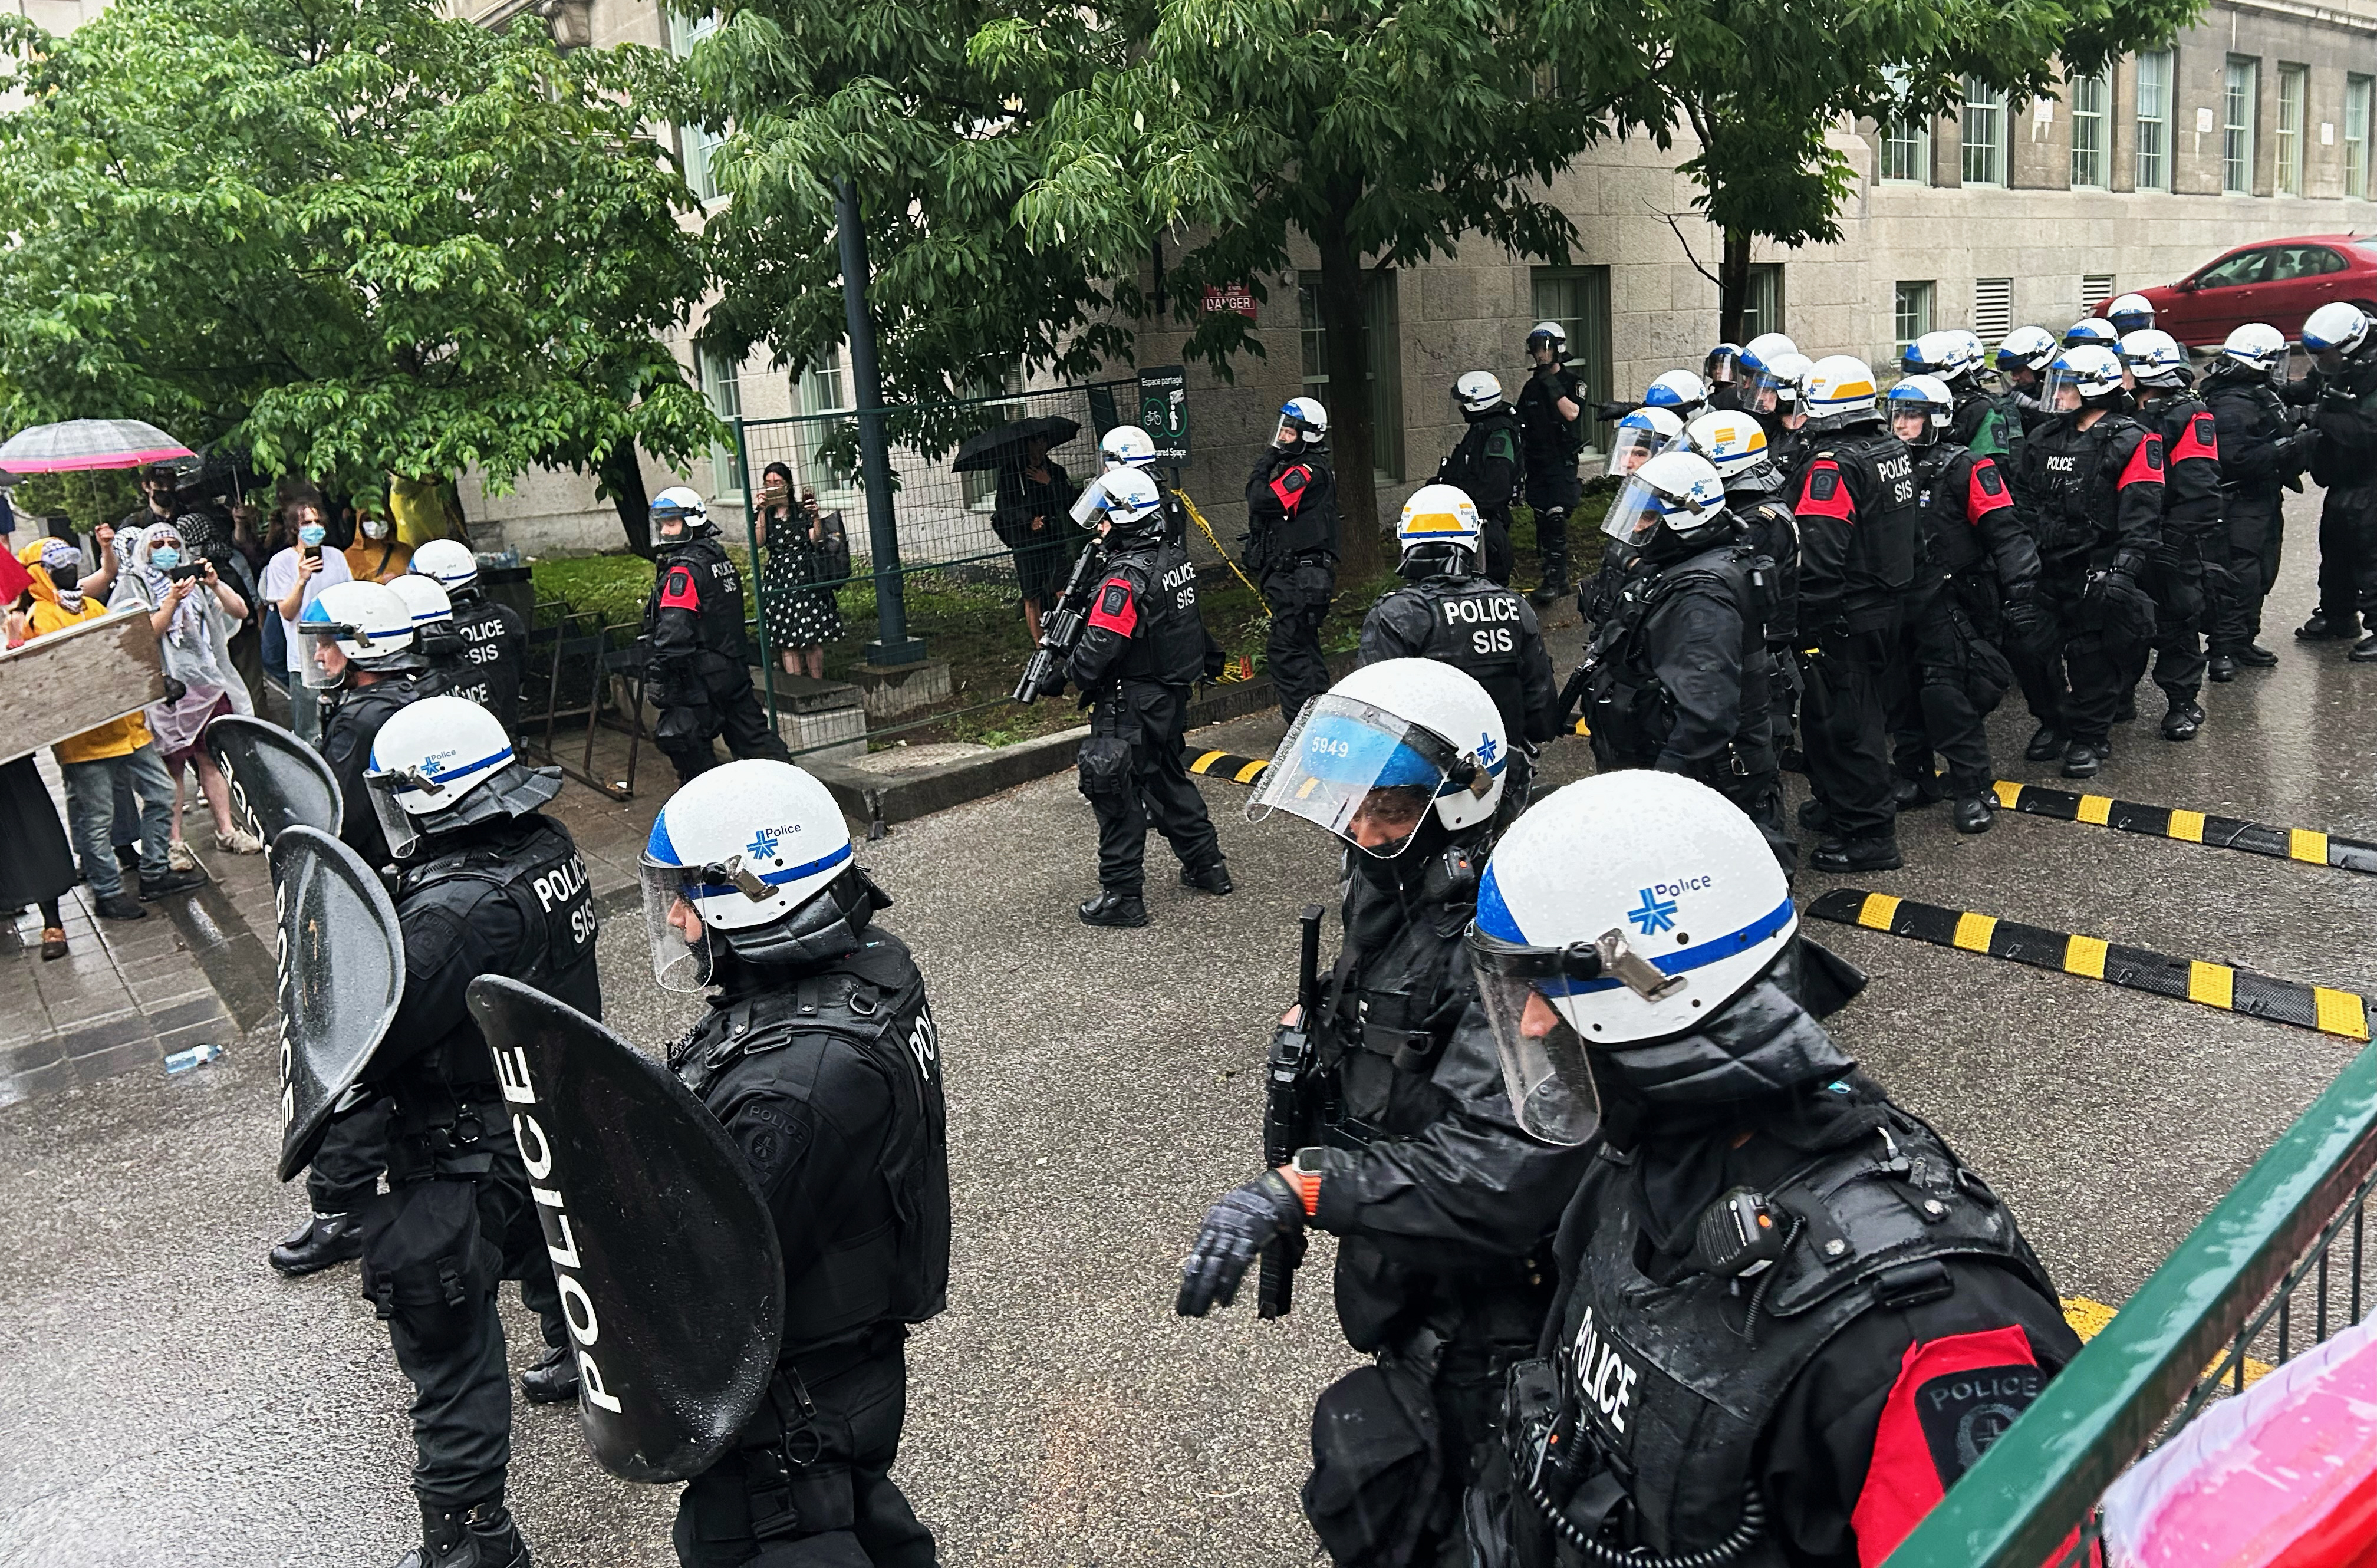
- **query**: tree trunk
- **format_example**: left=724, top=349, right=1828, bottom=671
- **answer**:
left=1718, top=229, right=1753, bottom=346
left=599, top=446, right=654, bottom=558
left=1313, top=207, right=1387, bottom=581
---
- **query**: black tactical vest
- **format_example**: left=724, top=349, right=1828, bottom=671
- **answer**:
left=1732, top=496, right=1800, bottom=644
left=1444, top=411, right=1524, bottom=511
left=2022, top=411, right=2148, bottom=558
left=647, top=535, right=752, bottom=665
left=1523, top=1091, right=2055, bottom=1562
left=1250, top=454, right=1339, bottom=561
left=676, top=933, right=952, bottom=1347
left=1581, top=544, right=1775, bottom=769
left=1386, top=575, right=1537, bottom=742
left=1110, top=539, right=1211, bottom=685
left=441, top=597, right=525, bottom=727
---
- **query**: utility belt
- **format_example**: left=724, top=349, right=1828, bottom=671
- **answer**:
left=733, top=1323, right=907, bottom=1545
left=384, top=1076, right=503, bottom=1185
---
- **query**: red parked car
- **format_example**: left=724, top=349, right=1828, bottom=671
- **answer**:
left=2138, top=235, right=2377, bottom=347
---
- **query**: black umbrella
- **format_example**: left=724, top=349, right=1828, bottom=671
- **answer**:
left=952, top=414, right=1081, bottom=473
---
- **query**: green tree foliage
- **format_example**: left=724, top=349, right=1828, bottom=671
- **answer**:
left=0, top=0, right=717, bottom=554
left=1643, top=0, right=2207, bottom=340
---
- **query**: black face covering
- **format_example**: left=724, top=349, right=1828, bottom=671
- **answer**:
left=45, top=560, right=79, bottom=591
left=718, top=867, right=894, bottom=976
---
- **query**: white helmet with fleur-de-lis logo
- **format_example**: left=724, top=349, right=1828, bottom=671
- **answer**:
left=1249, top=657, right=1508, bottom=854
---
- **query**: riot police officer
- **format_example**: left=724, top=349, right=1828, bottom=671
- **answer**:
left=2006, top=344, right=2165, bottom=779
left=271, top=579, right=429, bottom=1280
left=415, top=539, right=531, bottom=733
left=1642, top=368, right=1709, bottom=421
left=1684, top=411, right=1803, bottom=794
left=640, top=759, right=947, bottom=1568
left=357, top=695, right=600, bottom=1568
left=1516, top=324, right=1586, bottom=604
left=1179, top=661, right=1588, bottom=1567
left=2202, top=324, right=2305, bottom=677
left=1902, top=330, right=2017, bottom=460
left=1883, top=378, right=2041, bottom=834
left=1359, top=484, right=1558, bottom=802
left=1996, top=326, right=2059, bottom=435
left=1245, top=397, right=1339, bottom=723
left=1579, top=408, right=1688, bottom=630
left=388, top=572, right=467, bottom=686
left=644, top=485, right=792, bottom=782
left=2119, top=330, right=2222, bottom=739
left=1068, top=466, right=1227, bottom=927
left=2294, top=302, right=2377, bottom=660
left=1577, top=449, right=1792, bottom=867
left=1704, top=341, right=1744, bottom=410
left=1461, top=773, right=2082, bottom=1568
left=1792, top=356, right=1916, bottom=873
left=1437, top=371, right=1523, bottom=586
left=1099, top=423, right=1187, bottom=547
left=2107, top=292, right=2157, bottom=336
left=1743, top=350, right=1816, bottom=485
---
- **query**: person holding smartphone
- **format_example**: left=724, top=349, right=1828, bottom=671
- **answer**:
left=755, top=461, right=844, bottom=680
left=260, top=496, right=353, bottom=747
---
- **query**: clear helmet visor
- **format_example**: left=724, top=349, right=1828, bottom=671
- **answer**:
left=1248, top=694, right=1486, bottom=859
left=1272, top=416, right=1307, bottom=449
left=1741, top=365, right=1794, bottom=413
left=1466, top=937, right=1606, bottom=1147
left=638, top=854, right=720, bottom=993
left=2040, top=365, right=2095, bottom=412
left=1600, top=472, right=1714, bottom=549
left=363, top=773, right=427, bottom=861
left=1706, top=347, right=1740, bottom=384
left=2316, top=346, right=2349, bottom=375
left=299, top=630, right=351, bottom=689
left=1605, top=423, right=1677, bottom=477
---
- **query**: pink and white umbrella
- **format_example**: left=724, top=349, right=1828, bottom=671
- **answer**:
left=0, top=418, right=196, bottom=473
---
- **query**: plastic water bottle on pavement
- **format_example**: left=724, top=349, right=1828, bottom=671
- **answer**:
left=163, top=1042, right=225, bottom=1073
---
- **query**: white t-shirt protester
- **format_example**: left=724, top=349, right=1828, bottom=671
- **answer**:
left=259, top=543, right=353, bottom=674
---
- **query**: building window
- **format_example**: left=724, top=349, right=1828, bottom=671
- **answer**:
left=2082, top=274, right=2116, bottom=314
left=1742, top=265, right=1786, bottom=340
left=2136, top=49, right=2173, bottom=191
left=1973, top=278, right=2014, bottom=344
left=1962, top=77, right=2009, bottom=185
left=1530, top=266, right=1613, bottom=456
left=1895, top=281, right=1935, bottom=354
left=2277, top=64, right=2307, bottom=196
left=1881, top=69, right=1932, bottom=183
left=1297, top=272, right=1405, bottom=482
left=2070, top=71, right=2108, bottom=188
left=694, top=345, right=745, bottom=502
left=669, top=11, right=726, bottom=203
left=2225, top=57, right=2259, bottom=196
left=2350, top=75, right=2373, bottom=199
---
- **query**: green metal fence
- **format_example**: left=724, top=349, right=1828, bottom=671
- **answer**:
left=1886, top=1037, right=2377, bottom=1566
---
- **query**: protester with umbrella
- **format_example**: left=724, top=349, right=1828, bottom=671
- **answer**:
left=961, top=415, right=1081, bottom=644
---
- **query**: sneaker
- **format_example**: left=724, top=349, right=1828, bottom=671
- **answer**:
left=95, top=894, right=148, bottom=921
left=166, top=839, right=203, bottom=874
left=213, top=826, right=266, bottom=855
left=138, top=867, right=208, bottom=901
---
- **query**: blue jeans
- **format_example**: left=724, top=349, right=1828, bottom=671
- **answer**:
left=62, top=746, right=176, bottom=897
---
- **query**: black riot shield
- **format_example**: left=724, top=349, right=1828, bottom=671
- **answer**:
left=272, top=826, right=404, bottom=1182
left=207, top=714, right=343, bottom=842
left=466, top=975, right=785, bottom=1483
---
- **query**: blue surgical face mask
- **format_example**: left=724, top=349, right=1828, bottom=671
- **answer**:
left=299, top=524, right=327, bottom=546
left=149, top=546, right=182, bottom=570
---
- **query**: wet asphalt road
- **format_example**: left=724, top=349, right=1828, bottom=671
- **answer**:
left=5, top=489, right=2376, bottom=1566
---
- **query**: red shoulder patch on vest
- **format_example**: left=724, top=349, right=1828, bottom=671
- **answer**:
left=1087, top=577, right=1138, bottom=636
left=1797, top=459, right=1854, bottom=521
left=659, top=565, right=700, bottom=610
left=1271, top=466, right=1312, bottom=512
left=1967, top=456, right=2011, bottom=522
left=1851, top=1325, right=2047, bottom=1567
left=2119, top=431, right=2165, bottom=488
left=2172, top=411, right=2220, bottom=465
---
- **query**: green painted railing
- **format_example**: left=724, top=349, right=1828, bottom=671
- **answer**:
left=1886, top=1037, right=2377, bottom=1567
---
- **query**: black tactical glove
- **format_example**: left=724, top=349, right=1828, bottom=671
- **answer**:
left=2001, top=582, right=2045, bottom=640
left=1176, top=1169, right=1307, bottom=1317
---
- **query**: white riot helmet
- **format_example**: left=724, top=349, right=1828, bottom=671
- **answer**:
left=386, top=572, right=455, bottom=631
left=1642, top=370, right=1708, bottom=417
left=411, top=538, right=479, bottom=594
left=1601, top=448, right=1729, bottom=549
left=1101, top=424, right=1159, bottom=470
left=1606, top=406, right=1685, bottom=476
left=650, top=485, right=712, bottom=541
left=1525, top=321, right=1569, bottom=359
left=1885, top=374, right=1955, bottom=446
left=363, top=695, right=561, bottom=861
left=1454, top=370, right=1505, bottom=414
left=1800, top=355, right=1880, bottom=427
left=2106, top=293, right=2157, bottom=335
left=1764, top=352, right=1815, bottom=419
left=2219, top=322, right=2288, bottom=379
left=1249, top=658, right=1507, bottom=858
left=297, top=580, right=422, bottom=689
left=1901, top=330, right=1974, bottom=384
left=2064, top=317, right=2118, bottom=349
left=1683, top=411, right=1773, bottom=485
left=1396, top=483, right=1483, bottom=571
left=1741, top=332, right=1798, bottom=370
left=2119, top=328, right=2191, bottom=390
left=2043, top=344, right=2127, bottom=408
left=1272, top=397, right=1329, bottom=450
left=1948, top=329, right=1988, bottom=375
left=640, top=758, right=881, bottom=991
left=2304, top=302, right=2373, bottom=371
left=1079, top=464, right=1165, bottom=538
left=1996, top=326, right=2059, bottom=375
left=1464, top=772, right=1798, bottom=1145
left=1739, top=335, right=1801, bottom=413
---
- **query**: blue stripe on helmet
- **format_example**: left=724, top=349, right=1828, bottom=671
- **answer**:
left=425, top=747, right=511, bottom=784
left=686, top=840, right=853, bottom=900
left=1536, top=895, right=1796, bottom=997
left=645, top=810, right=683, bottom=867
left=1474, top=865, right=1525, bottom=944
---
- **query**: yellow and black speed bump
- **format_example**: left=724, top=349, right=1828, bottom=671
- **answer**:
left=1991, top=780, right=2377, bottom=877
left=1186, top=749, right=1271, bottom=786
left=1806, top=888, right=2373, bottom=1043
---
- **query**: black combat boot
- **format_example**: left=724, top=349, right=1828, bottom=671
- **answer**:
left=2062, top=741, right=2103, bottom=779
left=2207, top=652, right=2238, bottom=682
left=1078, top=891, right=1149, bottom=928
left=2234, top=643, right=2279, bottom=667
left=518, top=1343, right=579, bottom=1405
left=2161, top=698, right=2205, bottom=740
left=2023, top=724, right=2064, bottom=762
left=2299, top=611, right=2359, bottom=641
left=1796, top=798, right=1832, bottom=832
left=269, top=1211, right=364, bottom=1276
left=1951, top=797, right=1994, bottom=835
left=391, top=1498, right=530, bottom=1568
left=1809, top=836, right=1904, bottom=874
left=2351, top=634, right=2377, bottom=663
left=1891, top=776, right=1945, bottom=809
left=1180, top=862, right=1234, bottom=895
